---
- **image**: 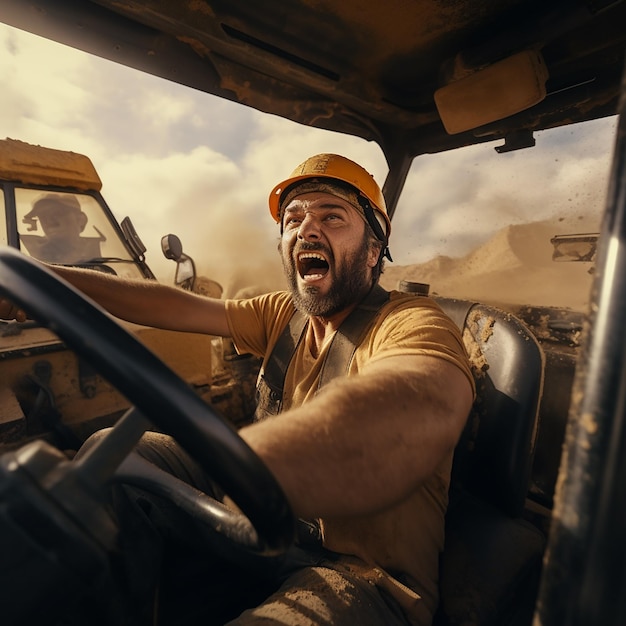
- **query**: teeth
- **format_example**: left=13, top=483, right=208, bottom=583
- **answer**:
left=298, top=252, right=326, bottom=261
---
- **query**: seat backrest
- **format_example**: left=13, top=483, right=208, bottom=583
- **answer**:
left=435, top=297, right=544, bottom=517
left=433, top=297, right=546, bottom=625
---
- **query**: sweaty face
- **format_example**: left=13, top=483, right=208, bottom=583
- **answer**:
left=280, top=193, right=377, bottom=317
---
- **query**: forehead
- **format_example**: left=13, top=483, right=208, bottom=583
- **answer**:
left=282, top=191, right=360, bottom=215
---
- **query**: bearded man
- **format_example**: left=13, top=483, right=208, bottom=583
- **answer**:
left=0, top=154, right=474, bottom=626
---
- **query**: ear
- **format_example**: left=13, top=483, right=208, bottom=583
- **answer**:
left=367, top=240, right=382, bottom=267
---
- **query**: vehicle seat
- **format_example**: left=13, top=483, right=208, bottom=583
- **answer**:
left=433, top=297, right=547, bottom=626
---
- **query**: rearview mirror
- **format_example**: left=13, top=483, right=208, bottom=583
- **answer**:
left=434, top=50, right=549, bottom=134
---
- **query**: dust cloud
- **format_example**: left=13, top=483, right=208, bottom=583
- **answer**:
left=185, top=216, right=599, bottom=313
left=187, top=217, right=287, bottom=299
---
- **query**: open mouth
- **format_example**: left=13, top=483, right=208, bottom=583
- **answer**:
left=297, top=252, right=330, bottom=281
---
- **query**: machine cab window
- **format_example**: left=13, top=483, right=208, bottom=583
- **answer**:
left=14, top=188, right=144, bottom=279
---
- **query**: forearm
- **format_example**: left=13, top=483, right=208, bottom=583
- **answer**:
left=54, top=265, right=230, bottom=335
left=240, top=356, right=473, bottom=519
left=0, top=263, right=231, bottom=336
left=53, top=265, right=157, bottom=323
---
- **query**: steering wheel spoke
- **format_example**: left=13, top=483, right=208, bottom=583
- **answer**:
left=73, top=407, right=152, bottom=487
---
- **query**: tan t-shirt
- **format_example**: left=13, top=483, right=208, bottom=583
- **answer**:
left=225, top=290, right=474, bottom=625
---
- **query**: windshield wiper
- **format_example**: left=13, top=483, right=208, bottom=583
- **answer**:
left=78, top=257, right=132, bottom=264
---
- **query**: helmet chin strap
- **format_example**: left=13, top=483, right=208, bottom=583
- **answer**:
left=356, top=195, right=393, bottom=262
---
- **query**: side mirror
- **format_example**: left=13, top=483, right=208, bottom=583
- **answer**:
left=550, top=233, right=599, bottom=263
left=161, top=234, right=196, bottom=291
left=121, top=217, right=147, bottom=258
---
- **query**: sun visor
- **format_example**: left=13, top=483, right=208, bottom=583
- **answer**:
left=434, top=50, right=549, bottom=135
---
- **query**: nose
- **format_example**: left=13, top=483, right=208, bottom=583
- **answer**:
left=297, top=212, right=321, bottom=241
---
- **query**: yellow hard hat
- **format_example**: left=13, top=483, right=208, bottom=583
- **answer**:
left=268, top=154, right=392, bottom=241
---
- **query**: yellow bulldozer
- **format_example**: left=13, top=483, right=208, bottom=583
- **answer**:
left=0, top=138, right=256, bottom=454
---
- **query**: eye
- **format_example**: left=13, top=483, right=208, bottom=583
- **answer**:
left=285, top=216, right=301, bottom=226
left=324, top=213, right=343, bottom=223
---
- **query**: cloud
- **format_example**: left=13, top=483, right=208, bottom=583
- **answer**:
left=243, top=115, right=387, bottom=185
left=99, top=146, right=276, bottom=291
left=392, top=116, right=616, bottom=266
left=0, top=26, right=95, bottom=151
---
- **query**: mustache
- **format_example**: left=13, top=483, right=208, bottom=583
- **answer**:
left=291, top=240, right=332, bottom=260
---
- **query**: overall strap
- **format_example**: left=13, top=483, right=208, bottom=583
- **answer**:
left=254, top=284, right=390, bottom=421
left=317, top=284, right=389, bottom=389
left=254, top=308, right=307, bottom=421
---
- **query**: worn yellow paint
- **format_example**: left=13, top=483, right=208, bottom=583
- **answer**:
left=0, top=138, right=102, bottom=190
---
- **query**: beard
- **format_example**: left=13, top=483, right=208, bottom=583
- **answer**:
left=283, top=235, right=373, bottom=317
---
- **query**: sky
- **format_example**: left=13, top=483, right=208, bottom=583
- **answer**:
left=0, top=22, right=619, bottom=296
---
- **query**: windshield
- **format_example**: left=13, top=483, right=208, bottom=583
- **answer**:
left=0, top=23, right=617, bottom=311
left=14, top=188, right=145, bottom=279
left=381, top=116, right=617, bottom=313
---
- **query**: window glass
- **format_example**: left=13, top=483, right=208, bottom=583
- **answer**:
left=15, top=188, right=144, bottom=279
left=383, top=116, right=617, bottom=313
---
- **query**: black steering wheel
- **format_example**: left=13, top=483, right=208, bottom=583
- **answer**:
left=0, top=247, right=295, bottom=558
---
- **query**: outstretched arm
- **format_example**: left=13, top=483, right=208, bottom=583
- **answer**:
left=0, top=263, right=231, bottom=337
left=240, top=353, right=473, bottom=519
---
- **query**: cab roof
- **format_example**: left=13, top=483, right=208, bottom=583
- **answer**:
left=0, top=138, right=102, bottom=190
left=1, top=0, right=624, bottom=211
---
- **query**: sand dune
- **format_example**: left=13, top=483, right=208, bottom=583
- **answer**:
left=380, top=220, right=597, bottom=312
